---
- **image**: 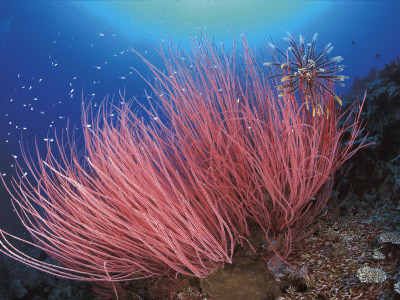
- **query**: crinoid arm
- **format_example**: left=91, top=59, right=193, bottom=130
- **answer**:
left=264, top=32, right=348, bottom=116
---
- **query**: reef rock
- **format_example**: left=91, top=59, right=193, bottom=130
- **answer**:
left=200, top=257, right=281, bottom=300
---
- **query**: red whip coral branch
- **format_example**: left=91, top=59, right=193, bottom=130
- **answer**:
left=134, top=36, right=368, bottom=257
left=0, top=98, right=234, bottom=284
left=0, top=34, right=368, bottom=297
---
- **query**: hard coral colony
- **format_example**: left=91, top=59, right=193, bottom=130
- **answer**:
left=0, top=34, right=367, bottom=298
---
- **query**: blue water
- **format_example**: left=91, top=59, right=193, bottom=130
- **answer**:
left=0, top=1, right=399, bottom=232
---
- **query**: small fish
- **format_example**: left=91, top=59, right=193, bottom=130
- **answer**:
left=374, top=53, right=380, bottom=59
left=351, top=40, right=355, bottom=46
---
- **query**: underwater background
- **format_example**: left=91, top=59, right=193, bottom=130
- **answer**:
left=1, top=1, right=400, bottom=223
left=1, top=1, right=400, bottom=299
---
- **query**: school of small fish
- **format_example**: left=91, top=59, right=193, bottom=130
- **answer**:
left=1, top=29, right=150, bottom=178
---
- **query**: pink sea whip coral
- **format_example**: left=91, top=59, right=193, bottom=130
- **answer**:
left=0, top=99, right=235, bottom=296
left=137, top=36, right=368, bottom=257
left=0, top=34, right=367, bottom=298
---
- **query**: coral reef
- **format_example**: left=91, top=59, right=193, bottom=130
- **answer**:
left=4, top=36, right=399, bottom=300
left=342, top=57, right=400, bottom=208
